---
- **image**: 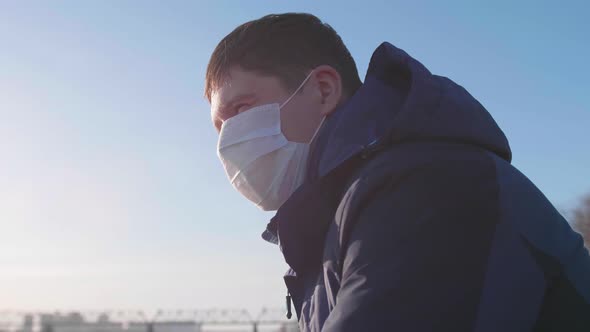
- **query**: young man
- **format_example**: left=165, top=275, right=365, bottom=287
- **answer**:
left=205, top=13, right=590, bottom=331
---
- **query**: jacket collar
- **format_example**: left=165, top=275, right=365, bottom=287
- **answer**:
left=264, top=154, right=363, bottom=274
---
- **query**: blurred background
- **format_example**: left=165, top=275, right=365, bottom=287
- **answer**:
left=1, top=0, right=588, bottom=331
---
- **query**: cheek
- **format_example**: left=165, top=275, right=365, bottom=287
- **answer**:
left=280, top=100, right=322, bottom=143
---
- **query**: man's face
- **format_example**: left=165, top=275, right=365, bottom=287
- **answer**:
left=210, top=66, right=327, bottom=143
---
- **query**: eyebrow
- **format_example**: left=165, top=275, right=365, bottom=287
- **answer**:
left=213, top=92, right=257, bottom=130
left=217, top=93, right=257, bottom=118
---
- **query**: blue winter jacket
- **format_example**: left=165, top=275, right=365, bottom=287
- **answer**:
left=262, top=42, right=590, bottom=332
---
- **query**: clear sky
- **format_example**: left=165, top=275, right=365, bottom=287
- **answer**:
left=1, top=0, right=588, bottom=315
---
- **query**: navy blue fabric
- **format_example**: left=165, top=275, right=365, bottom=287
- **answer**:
left=313, top=42, right=511, bottom=179
left=263, top=42, right=590, bottom=331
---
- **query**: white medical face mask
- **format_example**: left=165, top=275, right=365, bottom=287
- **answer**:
left=217, top=71, right=325, bottom=211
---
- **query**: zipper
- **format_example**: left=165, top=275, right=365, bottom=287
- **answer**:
left=286, top=291, right=293, bottom=319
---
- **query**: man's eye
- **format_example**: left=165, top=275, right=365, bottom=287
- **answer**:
left=236, top=104, right=251, bottom=113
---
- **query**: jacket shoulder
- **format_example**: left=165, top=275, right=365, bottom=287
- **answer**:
left=323, top=141, right=500, bottom=267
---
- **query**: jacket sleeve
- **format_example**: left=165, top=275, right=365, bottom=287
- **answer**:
left=321, top=160, right=501, bottom=331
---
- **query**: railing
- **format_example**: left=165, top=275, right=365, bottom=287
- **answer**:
left=0, top=309, right=298, bottom=332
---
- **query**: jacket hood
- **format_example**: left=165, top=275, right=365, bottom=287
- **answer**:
left=309, top=42, right=511, bottom=180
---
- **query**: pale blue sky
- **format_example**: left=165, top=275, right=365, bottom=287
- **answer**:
left=1, top=0, right=588, bottom=313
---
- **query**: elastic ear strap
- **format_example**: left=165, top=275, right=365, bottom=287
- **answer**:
left=309, top=116, right=326, bottom=144
left=280, top=70, right=314, bottom=109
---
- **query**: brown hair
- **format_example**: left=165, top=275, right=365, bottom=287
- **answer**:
left=205, top=13, right=362, bottom=101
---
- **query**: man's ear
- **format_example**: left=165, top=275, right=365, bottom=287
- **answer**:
left=312, top=65, right=343, bottom=116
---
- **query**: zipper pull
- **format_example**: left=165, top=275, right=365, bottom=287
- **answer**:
left=286, top=291, right=293, bottom=319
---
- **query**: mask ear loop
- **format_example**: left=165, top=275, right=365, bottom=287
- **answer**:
left=279, top=70, right=326, bottom=144
left=280, top=70, right=315, bottom=109
left=308, top=115, right=326, bottom=144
